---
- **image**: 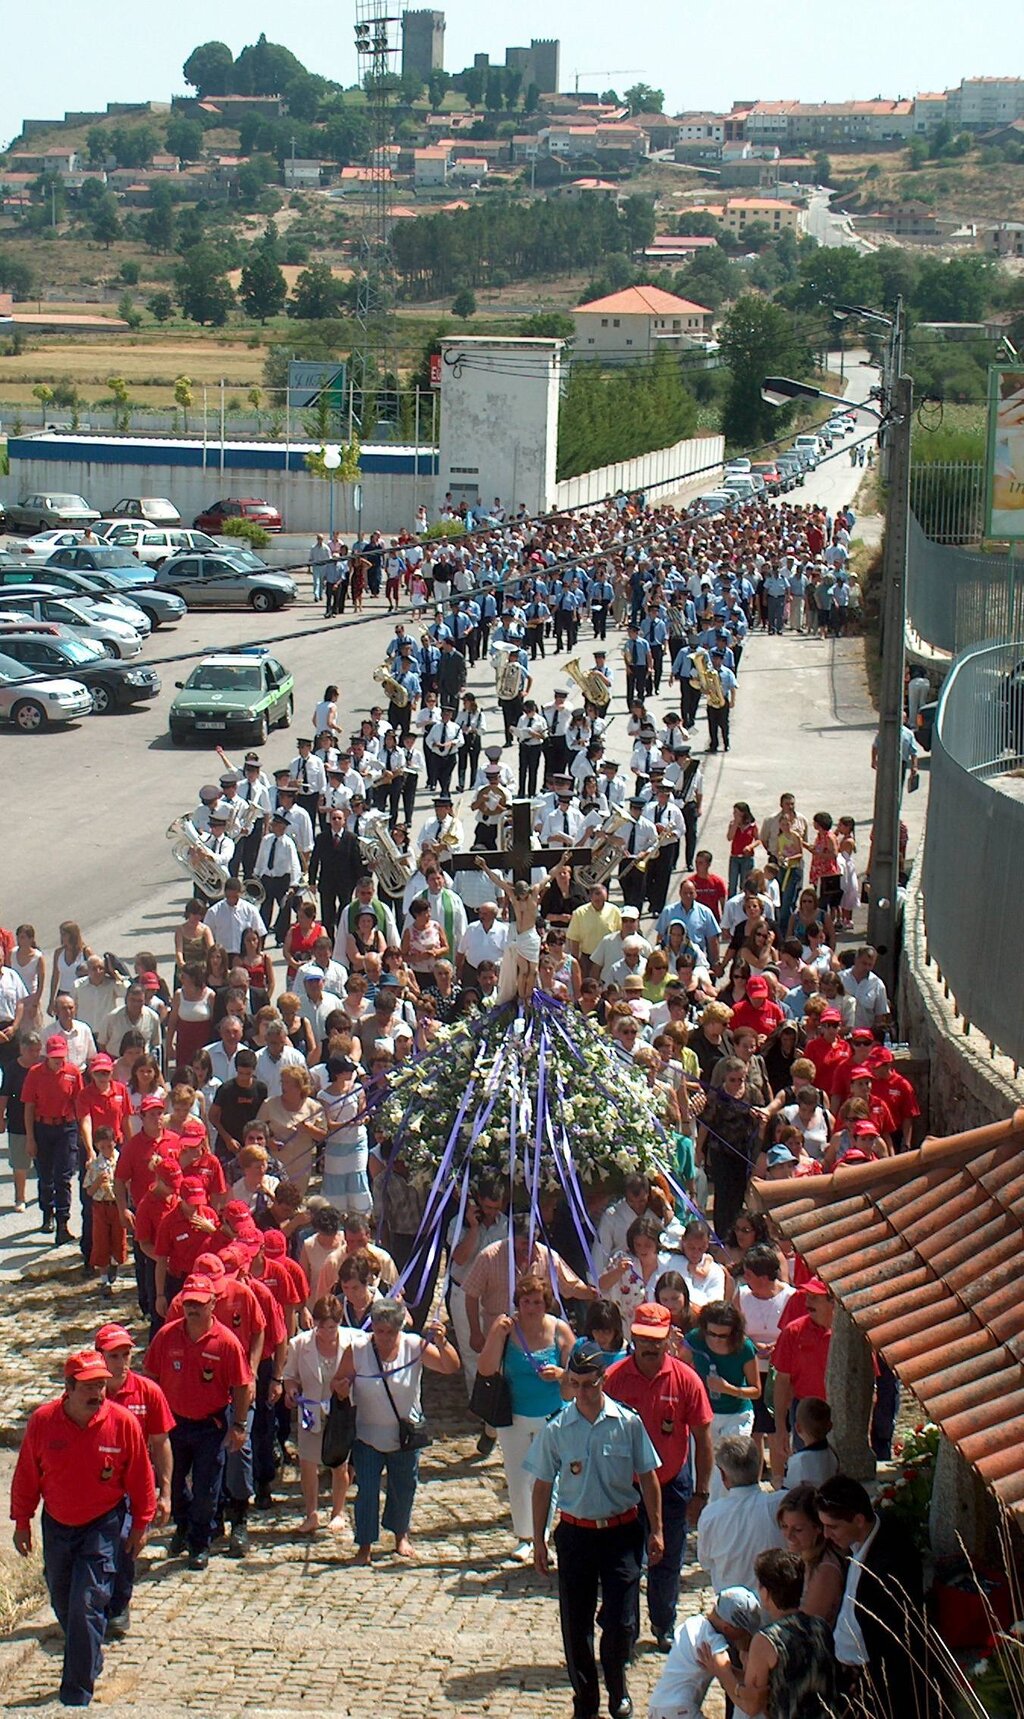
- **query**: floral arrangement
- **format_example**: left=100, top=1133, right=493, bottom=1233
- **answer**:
left=876, top=1420, right=940, bottom=1552
left=372, top=994, right=665, bottom=1198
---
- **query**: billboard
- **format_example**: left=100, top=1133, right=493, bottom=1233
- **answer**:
left=986, top=365, right=1024, bottom=540
left=287, top=360, right=348, bottom=414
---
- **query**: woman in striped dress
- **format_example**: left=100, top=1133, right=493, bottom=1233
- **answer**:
left=318, top=1055, right=371, bottom=1214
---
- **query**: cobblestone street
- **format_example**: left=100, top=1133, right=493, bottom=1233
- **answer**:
left=0, top=1269, right=721, bottom=1716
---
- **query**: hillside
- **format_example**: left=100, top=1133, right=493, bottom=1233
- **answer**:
left=830, top=147, right=1024, bottom=228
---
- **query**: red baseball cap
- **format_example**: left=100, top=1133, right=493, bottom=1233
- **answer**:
left=819, top=1009, right=843, bottom=1025
left=89, top=1052, right=115, bottom=1072
left=138, top=971, right=161, bottom=991
left=64, top=1349, right=112, bottom=1383
left=867, top=1045, right=894, bottom=1067
left=802, top=1276, right=830, bottom=1297
left=181, top=1274, right=216, bottom=1303
left=850, top=1029, right=875, bottom=1044
left=154, top=1157, right=182, bottom=1188
left=222, top=1200, right=251, bottom=1224
left=260, top=1229, right=287, bottom=1258
left=193, top=1251, right=227, bottom=1278
left=179, top=1176, right=207, bottom=1200
left=139, top=1094, right=165, bottom=1114
left=631, top=1302, right=673, bottom=1339
left=94, top=1324, right=134, bottom=1353
left=178, top=1118, right=208, bottom=1142
left=218, top=1244, right=250, bottom=1273
left=45, top=1033, right=68, bottom=1057
left=746, top=976, right=770, bottom=1000
left=851, top=1119, right=879, bottom=1138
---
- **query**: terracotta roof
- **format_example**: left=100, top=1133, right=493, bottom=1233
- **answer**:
left=754, top=1112, right=1024, bottom=1518
left=575, top=285, right=712, bottom=317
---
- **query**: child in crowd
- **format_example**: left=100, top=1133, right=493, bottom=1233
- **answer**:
left=84, top=1124, right=127, bottom=1297
left=783, top=1397, right=839, bottom=1488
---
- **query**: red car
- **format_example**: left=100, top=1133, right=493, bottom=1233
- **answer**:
left=192, top=498, right=283, bottom=534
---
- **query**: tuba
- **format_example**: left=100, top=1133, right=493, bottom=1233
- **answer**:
left=576, top=811, right=630, bottom=891
left=494, top=647, right=526, bottom=701
left=358, top=811, right=414, bottom=896
left=690, top=648, right=726, bottom=709
left=565, top=656, right=611, bottom=710
left=373, top=662, right=409, bottom=707
left=166, top=817, right=229, bottom=900
left=223, top=799, right=262, bottom=842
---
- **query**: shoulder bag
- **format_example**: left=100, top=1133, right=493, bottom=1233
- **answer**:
left=372, top=1338, right=431, bottom=1451
left=468, top=1334, right=513, bottom=1427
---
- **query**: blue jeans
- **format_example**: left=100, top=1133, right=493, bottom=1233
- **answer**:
left=169, top=1417, right=225, bottom=1552
left=778, top=865, right=804, bottom=940
left=640, top=1468, right=692, bottom=1638
left=252, top=1356, right=277, bottom=1491
left=42, top=1503, right=123, bottom=1706
left=728, top=853, right=754, bottom=897
left=35, top=1120, right=77, bottom=1223
left=223, top=1403, right=254, bottom=1506
left=351, top=1438, right=419, bottom=1547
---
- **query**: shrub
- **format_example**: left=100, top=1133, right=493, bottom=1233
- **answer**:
left=423, top=518, right=467, bottom=540
left=218, top=516, right=271, bottom=549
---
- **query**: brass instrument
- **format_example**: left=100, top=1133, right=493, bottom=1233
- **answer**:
left=358, top=811, right=415, bottom=895
left=166, top=816, right=229, bottom=900
left=223, top=799, right=262, bottom=842
left=373, top=662, right=409, bottom=707
left=494, top=647, right=526, bottom=701
left=565, top=656, right=611, bottom=710
left=689, top=648, right=726, bottom=710
left=240, top=876, right=266, bottom=907
left=576, top=811, right=630, bottom=891
left=618, top=820, right=678, bottom=880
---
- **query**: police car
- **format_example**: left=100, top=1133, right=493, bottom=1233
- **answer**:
left=169, top=646, right=294, bottom=746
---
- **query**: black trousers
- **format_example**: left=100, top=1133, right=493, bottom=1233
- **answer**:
left=626, top=664, right=650, bottom=705
left=681, top=683, right=701, bottom=727
left=682, top=802, right=699, bottom=870
left=387, top=699, right=411, bottom=739
left=432, top=753, right=457, bottom=794
left=554, top=1516, right=643, bottom=1717
left=545, top=735, right=569, bottom=778
left=519, top=747, right=543, bottom=798
left=500, top=695, right=524, bottom=746
left=650, top=645, right=664, bottom=694
left=591, top=604, right=608, bottom=640
left=619, top=858, right=647, bottom=913
left=527, top=627, right=546, bottom=660
left=708, top=705, right=730, bottom=751
left=645, top=844, right=677, bottom=916
left=458, top=738, right=480, bottom=792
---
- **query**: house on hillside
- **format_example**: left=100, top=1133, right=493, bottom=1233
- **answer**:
left=573, top=285, right=713, bottom=361
left=553, top=178, right=621, bottom=202
left=721, top=198, right=802, bottom=235
left=413, top=147, right=449, bottom=188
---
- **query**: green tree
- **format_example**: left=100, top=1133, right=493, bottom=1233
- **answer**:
left=31, top=383, right=53, bottom=425
left=106, top=375, right=132, bottom=433
left=906, top=139, right=927, bottom=170
left=912, top=254, right=993, bottom=322
left=33, top=172, right=66, bottom=226
left=462, top=65, right=486, bottom=107
left=240, top=244, right=288, bottom=322
left=621, top=195, right=656, bottom=252
left=452, top=287, right=477, bottom=320
left=175, top=243, right=235, bottom=326
left=91, top=191, right=122, bottom=249
left=319, top=109, right=370, bottom=165
left=86, top=125, right=109, bottom=166
left=290, top=259, right=348, bottom=319
left=624, top=83, right=664, bottom=114
left=247, top=386, right=263, bottom=432
left=719, top=294, right=811, bottom=446
left=427, top=70, right=451, bottom=111
left=233, top=33, right=304, bottom=97
left=524, top=82, right=540, bottom=114
left=503, top=68, right=523, bottom=110
left=119, top=260, right=140, bottom=285
left=0, top=251, right=37, bottom=298
left=485, top=68, right=505, bottom=112
left=165, top=115, right=205, bottom=163
left=399, top=70, right=425, bottom=104
left=519, top=311, right=576, bottom=338
left=813, top=152, right=832, bottom=184
left=117, top=291, right=142, bottom=331
left=183, top=40, right=234, bottom=96
left=142, top=182, right=176, bottom=252
left=285, top=72, right=326, bottom=122
left=173, top=374, right=194, bottom=432
left=147, top=290, right=174, bottom=322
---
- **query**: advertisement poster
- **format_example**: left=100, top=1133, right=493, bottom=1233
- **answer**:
left=987, top=365, right=1024, bottom=540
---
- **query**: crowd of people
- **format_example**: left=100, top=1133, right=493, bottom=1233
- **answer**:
left=4, top=482, right=931, bottom=1716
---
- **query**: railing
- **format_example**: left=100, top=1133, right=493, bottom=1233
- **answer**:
left=907, top=512, right=1022, bottom=659
left=909, top=459, right=984, bottom=545
left=921, top=641, right=1024, bottom=1069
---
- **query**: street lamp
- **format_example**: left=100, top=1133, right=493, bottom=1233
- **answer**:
left=322, top=443, right=342, bottom=538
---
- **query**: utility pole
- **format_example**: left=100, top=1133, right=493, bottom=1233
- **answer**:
left=866, top=367, right=912, bottom=1004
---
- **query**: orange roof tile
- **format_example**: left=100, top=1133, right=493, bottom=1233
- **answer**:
left=575, top=285, right=712, bottom=317
left=754, top=1112, right=1024, bottom=1516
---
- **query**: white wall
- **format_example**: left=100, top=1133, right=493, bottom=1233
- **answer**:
left=437, top=337, right=562, bottom=516
left=552, top=432, right=724, bottom=511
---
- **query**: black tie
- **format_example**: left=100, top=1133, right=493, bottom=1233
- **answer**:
left=266, top=838, right=278, bottom=871
left=299, top=759, right=307, bottom=784
left=653, top=806, right=663, bottom=825
left=243, top=782, right=252, bottom=802
left=629, top=824, right=637, bottom=853
left=563, top=813, right=569, bottom=834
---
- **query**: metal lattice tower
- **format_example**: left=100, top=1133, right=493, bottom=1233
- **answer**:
left=352, top=0, right=402, bottom=433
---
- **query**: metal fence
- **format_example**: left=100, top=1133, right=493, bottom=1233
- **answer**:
left=907, top=512, right=1023, bottom=658
left=921, top=640, right=1024, bottom=1068
left=909, top=460, right=984, bottom=546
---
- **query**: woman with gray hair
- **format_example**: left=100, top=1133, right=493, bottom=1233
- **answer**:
left=4, top=1029, right=43, bottom=1212
left=331, top=1299, right=460, bottom=1562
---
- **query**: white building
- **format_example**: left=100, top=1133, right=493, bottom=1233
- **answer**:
left=413, top=147, right=449, bottom=188
left=573, top=285, right=713, bottom=362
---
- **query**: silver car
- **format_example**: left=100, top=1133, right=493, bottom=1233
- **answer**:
left=0, top=591, right=145, bottom=657
left=1, top=493, right=100, bottom=533
left=0, top=648, right=93, bottom=731
left=154, top=551, right=297, bottom=613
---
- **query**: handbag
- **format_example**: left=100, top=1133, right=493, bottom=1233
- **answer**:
left=468, top=1337, right=513, bottom=1427
left=372, top=1339, right=432, bottom=1451
left=321, top=1394, right=356, bottom=1468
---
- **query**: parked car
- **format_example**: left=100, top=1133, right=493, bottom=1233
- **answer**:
left=192, top=498, right=283, bottom=534
left=722, top=476, right=757, bottom=502
left=724, top=458, right=752, bottom=476
left=0, top=625, right=160, bottom=713
left=0, top=590, right=145, bottom=657
left=1, top=493, right=100, bottom=534
left=0, top=648, right=93, bottom=732
left=48, top=543, right=157, bottom=578
left=154, top=551, right=297, bottom=612
left=21, top=529, right=102, bottom=556
left=98, top=523, right=221, bottom=565
left=0, top=566, right=154, bottom=634
left=68, top=566, right=185, bottom=629
left=169, top=647, right=294, bottom=746
left=792, top=436, right=823, bottom=470
left=108, top=497, right=181, bottom=525
left=775, top=454, right=804, bottom=489
left=750, top=462, right=783, bottom=497
left=693, top=491, right=736, bottom=515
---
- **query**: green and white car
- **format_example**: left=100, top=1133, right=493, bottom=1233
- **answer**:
left=169, top=647, right=294, bottom=746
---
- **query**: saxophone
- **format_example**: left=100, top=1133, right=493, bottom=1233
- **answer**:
left=565, top=656, right=611, bottom=709
left=494, top=648, right=525, bottom=700
left=690, top=648, right=726, bottom=709
left=576, top=811, right=630, bottom=891
left=373, top=662, right=409, bottom=707
left=358, top=811, right=414, bottom=894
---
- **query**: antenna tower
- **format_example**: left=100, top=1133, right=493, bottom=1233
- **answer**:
left=352, top=0, right=403, bottom=433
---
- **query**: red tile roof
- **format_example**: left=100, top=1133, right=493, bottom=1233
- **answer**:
left=575, top=285, right=712, bottom=317
left=754, top=1113, right=1024, bottom=1516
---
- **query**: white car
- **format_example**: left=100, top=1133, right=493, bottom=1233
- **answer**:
left=724, top=458, right=752, bottom=475
left=0, top=648, right=93, bottom=731
left=98, top=523, right=221, bottom=565
left=0, top=592, right=145, bottom=658
left=20, top=529, right=99, bottom=556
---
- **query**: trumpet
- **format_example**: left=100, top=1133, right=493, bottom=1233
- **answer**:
left=373, top=663, right=409, bottom=707
left=565, top=656, right=611, bottom=709
left=438, top=798, right=465, bottom=852
left=223, top=799, right=262, bottom=842
left=166, top=816, right=230, bottom=900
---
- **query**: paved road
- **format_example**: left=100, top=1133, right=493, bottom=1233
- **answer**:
left=804, top=188, right=874, bottom=254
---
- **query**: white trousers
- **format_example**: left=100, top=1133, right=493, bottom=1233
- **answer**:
left=496, top=1413, right=550, bottom=1540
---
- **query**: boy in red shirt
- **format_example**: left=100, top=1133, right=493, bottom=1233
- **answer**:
left=153, top=1178, right=218, bottom=1318
left=176, top=1117, right=228, bottom=1208
left=132, top=1157, right=181, bottom=1331
left=802, top=1010, right=851, bottom=1099
left=22, top=1032, right=83, bottom=1244
left=686, top=852, right=726, bottom=922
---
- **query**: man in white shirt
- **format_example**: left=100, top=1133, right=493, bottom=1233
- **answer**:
left=204, top=878, right=267, bottom=957
left=840, top=945, right=890, bottom=1029
left=203, top=1015, right=245, bottom=1085
left=100, top=985, right=162, bottom=1058
left=590, top=906, right=649, bottom=984
left=595, top=1173, right=662, bottom=1270
left=696, top=1435, right=785, bottom=1591
left=256, top=814, right=303, bottom=941
left=334, top=878, right=401, bottom=961
left=73, top=957, right=126, bottom=1042
left=255, top=1020, right=307, bottom=1099
left=416, top=795, right=465, bottom=854
left=297, top=967, right=345, bottom=1046
left=48, top=993, right=95, bottom=1070
left=275, top=788, right=313, bottom=870
left=456, top=901, right=508, bottom=985
left=539, top=791, right=583, bottom=850
left=817, top=1474, right=923, bottom=1714
left=418, top=865, right=467, bottom=951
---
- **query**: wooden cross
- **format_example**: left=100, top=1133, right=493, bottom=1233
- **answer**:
left=447, top=797, right=594, bottom=884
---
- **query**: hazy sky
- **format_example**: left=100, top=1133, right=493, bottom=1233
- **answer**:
left=1, top=1, right=1016, bottom=148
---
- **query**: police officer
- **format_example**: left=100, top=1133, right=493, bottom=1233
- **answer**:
left=11, top=1349, right=155, bottom=1707
left=525, top=1340, right=663, bottom=1719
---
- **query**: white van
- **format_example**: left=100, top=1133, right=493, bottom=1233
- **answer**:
left=793, top=435, right=824, bottom=470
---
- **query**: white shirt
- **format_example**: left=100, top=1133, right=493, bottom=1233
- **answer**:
left=696, top=1483, right=786, bottom=1592
left=782, top=1444, right=839, bottom=1489
left=416, top=816, right=465, bottom=853
left=256, top=832, right=302, bottom=885
left=590, top=931, right=649, bottom=983
left=290, top=753, right=328, bottom=795
left=73, top=976, right=126, bottom=1039
left=203, top=897, right=267, bottom=949
left=52, top=1018, right=96, bottom=1070
left=299, top=989, right=345, bottom=1040
left=834, top=1517, right=881, bottom=1666
left=595, top=1198, right=649, bottom=1270
left=841, top=968, right=890, bottom=1028
left=736, top=1282, right=795, bottom=1371
left=0, top=966, right=28, bottom=1022
left=539, top=805, right=583, bottom=846
left=457, top=920, right=509, bottom=969
left=648, top=1615, right=736, bottom=1719
left=283, top=805, right=314, bottom=855
left=101, top=1002, right=162, bottom=1057
left=255, top=1043, right=307, bottom=1100
left=204, top=1042, right=240, bottom=1084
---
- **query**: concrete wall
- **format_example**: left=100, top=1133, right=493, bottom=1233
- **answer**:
left=553, top=432, right=724, bottom=511
left=437, top=337, right=562, bottom=516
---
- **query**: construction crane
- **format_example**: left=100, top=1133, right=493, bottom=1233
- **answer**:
left=573, top=69, right=644, bottom=97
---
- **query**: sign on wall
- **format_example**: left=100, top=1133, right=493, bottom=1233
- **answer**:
left=986, top=365, right=1024, bottom=540
left=287, top=360, right=348, bottom=414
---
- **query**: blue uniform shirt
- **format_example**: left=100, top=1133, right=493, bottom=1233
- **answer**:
left=524, top=1394, right=660, bottom=1518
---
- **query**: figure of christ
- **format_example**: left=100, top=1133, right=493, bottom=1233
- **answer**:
left=475, top=856, right=571, bottom=1004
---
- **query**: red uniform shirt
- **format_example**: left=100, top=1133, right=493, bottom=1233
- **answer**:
left=176, top=1150, right=226, bottom=1203
left=133, top=1188, right=177, bottom=1253
left=771, top=1314, right=831, bottom=1399
left=870, top=1070, right=920, bottom=1131
left=144, top=1316, right=252, bottom=1420
left=108, top=1369, right=175, bottom=1439
left=115, top=1128, right=182, bottom=1208
left=76, top=1080, right=130, bottom=1144
left=11, top=1396, right=156, bottom=1531
left=829, top=1054, right=876, bottom=1108
left=687, top=872, right=726, bottom=921
left=154, top=1200, right=220, bottom=1278
left=261, top=1255, right=308, bottom=1313
left=243, top=1272, right=287, bottom=1351
left=21, top=1062, right=83, bottom=1124
left=604, top=1353, right=712, bottom=1486
left=167, top=1277, right=267, bottom=1356
left=729, top=999, right=785, bottom=1039
left=803, top=1036, right=852, bottom=1099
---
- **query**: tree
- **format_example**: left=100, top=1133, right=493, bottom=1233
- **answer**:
left=147, top=290, right=174, bottom=323
left=452, top=287, right=477, bottom=320
left=462, top=66, right=486, bottom=107
left=620, top=195, right=656, bottom=253
left=142, top=183, right=176, bottom=253
left=624, top=84, right=664, bottom=115
left=518, top=311, right=576, bottom=339
left=427, top=69, right=451, bottom=112
left=399, top=70, right=425, bottom=104
left=719, top=294, right=811, bottom=446
left=503, top=68, right=523, bottom=110
left=814, top=153, right=832, bottom=184
left=677, top=211, right=720, bottom=237
left=290, top=259, right=348, bottom=320
left=486, top=68, right=505, bottom=112
left=183, top=40, right=234, bottom=96
left=31, top=383, right=53, bottom=425
left=240, top=244, right=287, bottom=322
left=174, top=375, right=194, bottom=433
left=117, top=291, right=142, bottom=331
left=119, top=260, right=140, bottom=285
left=233, top=33, right=303, bottom=98
left=91, top=191, right=122, bottom=249
left=175, top=243, right=235, bottom=326
left=165, top=115, right=205, bottom=164
left=320, top=109, right=371, bottom=165
left=0, top=251, right=37, bottom=299
left=285, top=72, right=326, bottom=122
left=524, top=82, right=540, bottom=114
left=106, top=375, right=132, bottom=433
left=247, top=386, right=263, bottom=432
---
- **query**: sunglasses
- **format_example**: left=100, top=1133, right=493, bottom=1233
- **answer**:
left=706, top=1328, right=733, bottom=1340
